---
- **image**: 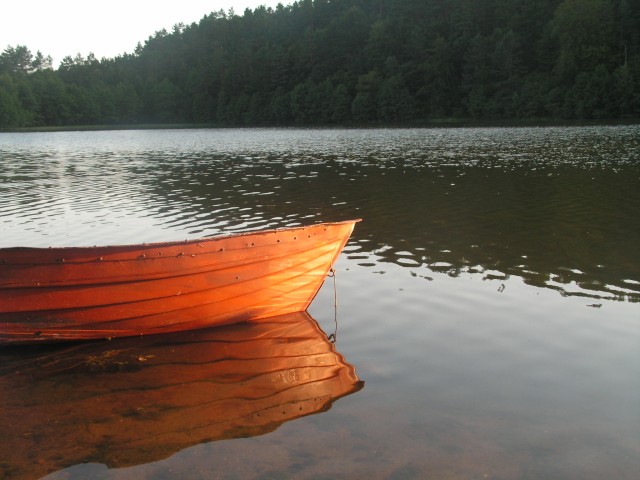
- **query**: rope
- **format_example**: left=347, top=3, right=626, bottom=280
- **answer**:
left=328, top=267, right=338, bottom=343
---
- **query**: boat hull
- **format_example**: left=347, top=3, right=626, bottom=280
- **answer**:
left=0, top=220, right=358, bottom=344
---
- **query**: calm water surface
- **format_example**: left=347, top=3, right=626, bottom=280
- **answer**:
left=1, top=127, right=639, bottom=479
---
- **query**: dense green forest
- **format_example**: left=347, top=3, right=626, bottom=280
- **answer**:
left=1, top=0, right=639, bottom=128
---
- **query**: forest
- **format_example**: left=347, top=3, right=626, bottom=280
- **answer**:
left=0, top=0, right=638, bottom=128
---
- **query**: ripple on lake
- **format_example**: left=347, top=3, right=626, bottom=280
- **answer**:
left=1, top=126, right=639, bottom=479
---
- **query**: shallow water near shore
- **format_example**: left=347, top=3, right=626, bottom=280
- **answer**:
left=1, top=126, right=639, bottom=479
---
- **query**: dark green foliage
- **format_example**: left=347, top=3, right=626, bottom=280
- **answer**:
left=0, top=0, right=638, bottom=128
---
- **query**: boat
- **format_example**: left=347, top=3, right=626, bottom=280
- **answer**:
left=0, top=220, right=359, bottom=344
left=0, top=311, right=364, bottom=479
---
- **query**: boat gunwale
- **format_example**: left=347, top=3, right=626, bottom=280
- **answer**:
left=0, top=219, right=362, bottom=255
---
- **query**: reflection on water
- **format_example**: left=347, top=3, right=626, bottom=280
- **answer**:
left=346, top=162, right=640, bottom=302
left=0, top=312, right=362, bottom=479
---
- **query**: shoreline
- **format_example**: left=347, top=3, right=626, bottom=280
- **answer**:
left=2, top=117, right=639, bottom=133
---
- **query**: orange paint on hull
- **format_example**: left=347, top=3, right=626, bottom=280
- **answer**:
left=0, top=220, right=359, bottom=344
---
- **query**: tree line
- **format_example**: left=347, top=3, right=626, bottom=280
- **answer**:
left=1, top=0, right=638, bottom=128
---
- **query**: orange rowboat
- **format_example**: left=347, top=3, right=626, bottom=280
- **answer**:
left=0, top=220, right=359, bottom=344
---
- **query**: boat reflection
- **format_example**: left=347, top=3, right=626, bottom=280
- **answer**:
left=0, top=312, right=363, bottom=479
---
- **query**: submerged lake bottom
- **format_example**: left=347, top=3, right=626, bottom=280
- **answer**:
left=0, top=126, right=639, bottom=479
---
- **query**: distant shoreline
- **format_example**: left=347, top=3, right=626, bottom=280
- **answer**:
left=3, top=118, right=639, bottom=133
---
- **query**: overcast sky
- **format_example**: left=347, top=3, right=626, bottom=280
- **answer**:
left=1, top=1, right=289, bottom=67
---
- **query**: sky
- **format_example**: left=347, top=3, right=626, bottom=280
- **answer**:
left=1, top=1, right=289, bottom=67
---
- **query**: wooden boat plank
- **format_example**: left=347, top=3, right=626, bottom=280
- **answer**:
left=0, top=229, right=349, bottom=289
left=0, top=246, right=334, bottom=324
left=0, top=222, right=351, bottom=265
left=0, top=224, right=350, bottom=288
left=0, top=274, right=320, bottom=342
left=0, top=241, right=339, bottom=312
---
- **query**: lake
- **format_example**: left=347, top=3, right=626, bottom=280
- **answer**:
left=1, top=126, right=639, bottom=479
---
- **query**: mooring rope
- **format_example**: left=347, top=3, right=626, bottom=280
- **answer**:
left=328, top=267, right=338, bottom=343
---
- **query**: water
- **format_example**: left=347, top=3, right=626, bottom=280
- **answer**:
left=1, top=126, right=639, bottom=479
